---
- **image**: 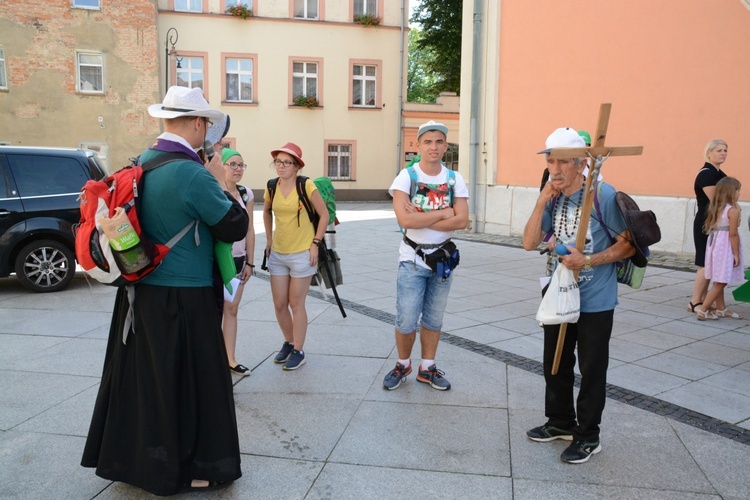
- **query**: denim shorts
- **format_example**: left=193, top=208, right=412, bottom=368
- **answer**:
left=395, top=261, right=453, bottom=334
left=268, top=250, right=317, bottom=278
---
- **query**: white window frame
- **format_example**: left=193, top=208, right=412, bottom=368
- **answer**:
left=225, top=57, right=254, bottom=103
left=0, top=48, right=7, bottom=90
left=354, top=0, right=377, bottom=16
left=71, top=0, right=100, bottom=9
left=352, top=64, right=377, bottom=107
left=294, top=0, right=318, bottom=19
left=76, top=51, right=104, bottom=94
left=225, top=0, right=252, bottom=8
left=174, top=0, right=202, bottom=13
left=326, top=143, right=353, bottom=180
left=292, top=61, right=318, bottom=100
left=176, top=56, right=205, bottom=90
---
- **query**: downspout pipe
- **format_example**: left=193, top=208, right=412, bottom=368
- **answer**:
left=396, top=0, right=407, bottom=176
left=468, top=0, right=483, bottom=232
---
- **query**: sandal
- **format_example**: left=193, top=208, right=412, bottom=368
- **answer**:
left=182, top=480, right=232, bottom=492
left=696, top=308, right=718, bottom=321
left=230, top=364, right=251, bottom=376
left=715, top=309, right=744, bottom=319
left=687, top=301, right=703, bottom=312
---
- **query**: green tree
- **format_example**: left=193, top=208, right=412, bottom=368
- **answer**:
left=407, top=28, right=440, bottom=103
left=410, top=0, right=462, bottom=96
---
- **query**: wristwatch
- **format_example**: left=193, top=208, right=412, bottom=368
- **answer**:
left=584, top=255, right=592, bottom=270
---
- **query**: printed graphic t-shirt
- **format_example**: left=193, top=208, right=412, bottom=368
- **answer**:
left=389, top=164, right=469, bottom=268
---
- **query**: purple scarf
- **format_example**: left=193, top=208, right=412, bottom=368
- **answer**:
left=149, top=138, right=202, bottom=164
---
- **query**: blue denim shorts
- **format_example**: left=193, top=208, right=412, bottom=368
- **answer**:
left=395, top=261, right=453, bottom=334
left=268, top=250, right=316, bottom=278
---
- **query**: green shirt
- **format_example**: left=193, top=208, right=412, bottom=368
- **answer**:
left=138, top=151, right=231, bottom=287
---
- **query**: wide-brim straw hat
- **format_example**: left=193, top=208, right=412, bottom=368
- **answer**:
left=148, top=86, right=224, bottom=123
left=270, top=142, right=305, bottom=168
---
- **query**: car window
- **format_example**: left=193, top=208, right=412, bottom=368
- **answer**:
left=87, top=154, right=109, bottom=178
left=8, top=155, right=88, bottom=197
left=0, top=165, right=12, bottom=198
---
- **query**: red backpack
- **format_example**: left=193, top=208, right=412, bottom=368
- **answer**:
left=73, top=152, right=195, bottom=287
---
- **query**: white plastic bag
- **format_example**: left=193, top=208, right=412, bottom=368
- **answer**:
left=536, top=264, right=580, bottom=325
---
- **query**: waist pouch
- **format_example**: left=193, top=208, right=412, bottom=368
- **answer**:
left=405, top=236, right=460, bottom=281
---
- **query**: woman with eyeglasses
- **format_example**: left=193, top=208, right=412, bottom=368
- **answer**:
left=221, top=148, right=255, bottom=376
left=263, top=143, right=327, bottom=371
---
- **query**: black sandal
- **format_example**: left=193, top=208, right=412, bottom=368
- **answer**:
left=182, top=480, right=232, bottom=492
left=230, top=364, right=251, bottom=376
left=688, top=301, right=703, bottom=313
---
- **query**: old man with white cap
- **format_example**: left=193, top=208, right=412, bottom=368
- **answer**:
left=383, top=120, right=469, bottom=392
left=522, top=127, right=635, bottom=464
left=82, top=86, right=248, bottom=495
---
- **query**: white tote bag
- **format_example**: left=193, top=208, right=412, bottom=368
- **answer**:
left=536, top=264, right=580, bottom=325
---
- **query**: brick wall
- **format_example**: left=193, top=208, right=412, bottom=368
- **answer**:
left=0, top=0, right=162, bottom=166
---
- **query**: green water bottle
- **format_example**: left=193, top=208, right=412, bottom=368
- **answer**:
left=106, top=210, right=150, bottom=274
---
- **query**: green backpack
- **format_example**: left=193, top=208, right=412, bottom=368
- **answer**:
left=312, top=176, right=337, bottom=226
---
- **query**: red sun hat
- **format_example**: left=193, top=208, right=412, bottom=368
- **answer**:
left=270, top=142, right=305, bottom=168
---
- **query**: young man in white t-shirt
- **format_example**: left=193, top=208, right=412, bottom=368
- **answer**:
left=384, top=120, right=469, bottom=391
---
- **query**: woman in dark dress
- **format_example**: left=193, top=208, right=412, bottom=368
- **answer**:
left=689, top=139, right=728, bottom=312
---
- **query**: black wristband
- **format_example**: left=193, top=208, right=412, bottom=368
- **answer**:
left=247, top=264, right=255, bottom=268
left=312, top=239, right=321, bottom=247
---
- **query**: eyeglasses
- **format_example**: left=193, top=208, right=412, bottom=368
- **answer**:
left=273, top=159, right=296, bottom=168
left=226, top=162, right=247, bottom=171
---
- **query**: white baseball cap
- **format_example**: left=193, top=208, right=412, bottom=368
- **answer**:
left=418, top=120, right=448, bottom=139
left=538, top=127, right=586, bottom=154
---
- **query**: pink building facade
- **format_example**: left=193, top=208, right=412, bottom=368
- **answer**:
left=459, top=0, right=750, bottom=257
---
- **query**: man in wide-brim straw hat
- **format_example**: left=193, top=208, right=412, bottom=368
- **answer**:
left=81, top=86, right=249, bottom=495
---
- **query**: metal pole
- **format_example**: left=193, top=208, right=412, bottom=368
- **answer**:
left=396, top=0, right=406, bottom=175
left=468, top=0, right=484, bottom=233
left=165, top=28, right=178, bottom=94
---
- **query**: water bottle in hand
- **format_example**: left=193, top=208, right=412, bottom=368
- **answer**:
left=555, top=244, right=570, bottom=256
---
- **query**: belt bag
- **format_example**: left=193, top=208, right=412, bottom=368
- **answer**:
left=415, top=240, right=460, bottom=281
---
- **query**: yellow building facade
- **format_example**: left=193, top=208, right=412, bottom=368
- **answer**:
left=159, top=0, right=411, bottom=200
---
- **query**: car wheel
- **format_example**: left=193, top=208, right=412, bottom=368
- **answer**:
left=14, top=239, right=76, bottom=293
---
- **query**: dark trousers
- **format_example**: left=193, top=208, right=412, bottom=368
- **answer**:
left=542, top=310, right=613, bottom=442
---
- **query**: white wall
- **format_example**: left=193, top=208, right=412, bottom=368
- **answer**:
left=483, top=185, right=750, bottom=266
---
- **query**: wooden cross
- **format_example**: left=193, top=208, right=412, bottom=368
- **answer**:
left=547, top=103, right=643, bottom=375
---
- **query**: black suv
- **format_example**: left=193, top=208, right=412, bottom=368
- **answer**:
left=0, top=146, right=108, bottom=292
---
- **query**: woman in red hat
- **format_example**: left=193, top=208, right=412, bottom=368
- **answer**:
left=262, top=143, right=327, bottom=371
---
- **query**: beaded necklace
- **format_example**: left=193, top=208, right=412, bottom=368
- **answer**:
left=554, top=186, right=584, bottom=240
